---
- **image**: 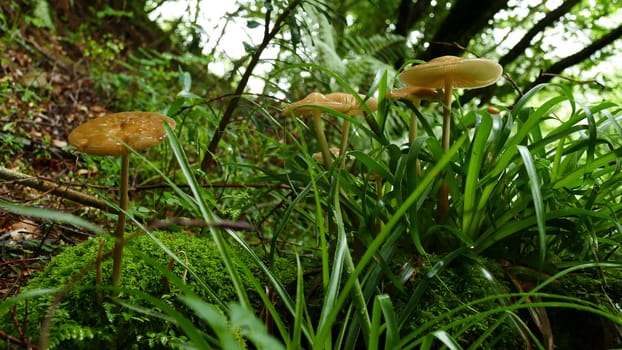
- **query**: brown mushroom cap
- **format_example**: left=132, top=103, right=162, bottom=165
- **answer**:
left=283, top=92, right=378, bottom=117
left=324, top=92, right=378, bottom=115
left=68, top=112, right=176, bottom=156
left=399, top=56, right=503, bottom=89
left=387, top=86, right=440, bottom=101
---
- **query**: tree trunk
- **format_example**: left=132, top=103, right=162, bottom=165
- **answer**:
left=420, top=0, right=510, bottom=60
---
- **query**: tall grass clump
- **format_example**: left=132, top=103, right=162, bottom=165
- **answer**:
left=2, top=13, right=622, bottom=346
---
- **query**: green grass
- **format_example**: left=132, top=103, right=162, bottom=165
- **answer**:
left=2, top=17, right=622, bottom=349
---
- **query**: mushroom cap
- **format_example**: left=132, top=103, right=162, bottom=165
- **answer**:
left=312, top=147, right=341, bottom=162
left=68, top=112, right=176, bottom=156
left=387, top=86, right=440, bottom=101
left=283, top=92, right=378, bottom=117
left=324, top=92, right=378, bottom=115
left=399, top=56, right=503, bottom=89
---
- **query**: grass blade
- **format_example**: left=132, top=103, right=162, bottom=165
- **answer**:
left=518, top=145, right=546, bottom=268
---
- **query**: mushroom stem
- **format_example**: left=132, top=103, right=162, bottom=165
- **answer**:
left=437, top=80, right=453, bottom=222
left=409, top=100, right=421, bottom=144
left=312, top=113, right=334, bottom=167
left=409, top=100, right=422, bottom=176
left=96, top=238, right=105, bottom=304
left=441, top=80, right=453, bottom=153
left=338, top=120, right=350, bottom=168
left=111, top=153, right=129, bottom=291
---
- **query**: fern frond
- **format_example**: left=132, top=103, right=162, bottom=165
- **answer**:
left=340, top=33, right=410, bottom=66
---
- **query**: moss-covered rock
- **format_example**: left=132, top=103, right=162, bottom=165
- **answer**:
left=396, top=255, right=524, bottom=349
left=396, top=255, right=622, bottom=349
left=1, top=231, right=295, bottom=349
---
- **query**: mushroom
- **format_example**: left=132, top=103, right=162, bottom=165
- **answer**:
left=283, top=93, right=334, bottom=167
left=399, top=55, right=502, bottom=152
left=312, top=147, right=341, bottom=163
left=399, top=56, right=502, bottom=220
left=388, top=86, right=440, bottom=176
left=324, top=92, right=378, bottom=168
left=388, top=86, right=440, bottom=145
left=68, top=111, right=176, bottom=290
left=283, top=92, right=377, bottom=167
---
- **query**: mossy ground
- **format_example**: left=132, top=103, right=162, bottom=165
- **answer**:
left=2, top=231, right=295, bottom=349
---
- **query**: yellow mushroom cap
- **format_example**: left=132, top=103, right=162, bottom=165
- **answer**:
left=283, top=92, right=378, bottom=117
left=68, top=111, right=176, bottom=156
left=399, top=56, right=503, bottom=89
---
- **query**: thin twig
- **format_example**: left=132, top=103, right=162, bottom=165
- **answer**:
left=538, top=72, right=605, bottom=88
left=147, top=217, right=255, bottom=231
left=200, top=0, right=302, bottom=171
left=0, top=167, right=114, bottom=213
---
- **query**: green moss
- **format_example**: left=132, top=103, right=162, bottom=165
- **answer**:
left=540, top=269, right=622, bottom=350
left=397, top=255, right=523, bottom=349
left=2, top=231, right=295, bottom=349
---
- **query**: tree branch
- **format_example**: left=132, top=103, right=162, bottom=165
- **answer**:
left=420, top=0, right=509, bottom=60
left=200, top=0, right=302, bottom=172
left=0, top=167, right=114, bottom=213
left=459, top=0, right=581, bottom=106
left=499, top=0, right=581, bottom=66
left=524, top=22, right=622, bottom=93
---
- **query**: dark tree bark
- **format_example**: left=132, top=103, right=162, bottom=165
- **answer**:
left=523, top=22, right=622, bottom=93
left=420, top=0, right=510, bottom=61
left=394, top=0, right=433, bottom=37
left=460, top=0, right=581, bottom=106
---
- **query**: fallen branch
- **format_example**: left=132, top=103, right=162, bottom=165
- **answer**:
left=147, top=217, right=255, bottom=231
left=0, top=167, right=114, bottom=213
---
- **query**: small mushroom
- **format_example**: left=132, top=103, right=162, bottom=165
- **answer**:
left=283, top=92, right=377, bottom=167
left=324, top=93, right=378, bottom=167
left=68, top=111, right=176, bottom=290
left=283, top=93, right=334, bottom=167
left=388, top=86, right=440, bottom=144
left=312, top=147, right=341, bottom=163
left=388, top=86, right=440, bottom=176
left=399, top=56, right=502, bottom=221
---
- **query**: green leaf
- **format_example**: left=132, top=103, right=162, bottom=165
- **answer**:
left=230, top=303, right=286, bottom=350
left=462, top=113, right=493, bottom=239
left=247, top=19, right=262, bottom=28
left=350, top=150, right=394, bottom=183
left=33, top=0, right=55, bottom=31
left=180, top=296, right=244, bottom=350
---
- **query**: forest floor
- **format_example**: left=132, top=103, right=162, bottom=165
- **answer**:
left=0, top=29, right=115, bottom=300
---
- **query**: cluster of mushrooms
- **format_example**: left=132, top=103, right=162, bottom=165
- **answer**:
left=66, top=55, right=502, bottom=291
left=283, top=55, right=503, bottom=218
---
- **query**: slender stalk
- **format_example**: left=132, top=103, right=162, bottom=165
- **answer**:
left=338, top=120, right=350, bottom=168
left=96, top=238, right=105, bottom=304
left=409, top=99, right=421, bottom=175
left=312, top=113, right=334, bottom=167
left=408, top=102, right=419, bottom=144
left=111, top=154, right=129, bottom=291
left=437, top=80, right=454, bottom=222
left=442, top=80, right=453, bottom=153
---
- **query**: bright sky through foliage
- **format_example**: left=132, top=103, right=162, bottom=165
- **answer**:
left=151, top=0, right=621, bottom=101
left=150, top=0, right=276, bottom=92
